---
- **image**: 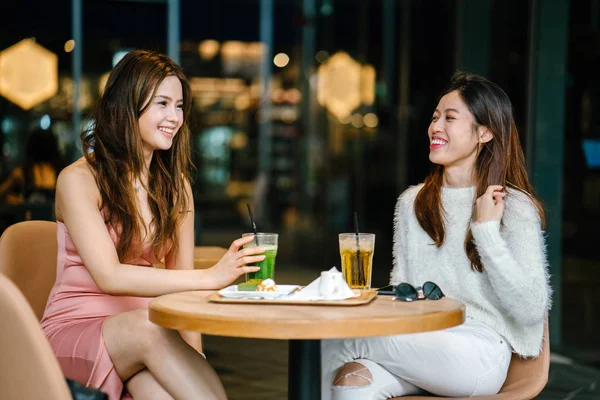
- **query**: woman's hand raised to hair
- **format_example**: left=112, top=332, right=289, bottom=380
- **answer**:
left=206, top=236, right=264, bottom=289
left=473, top=185, right=506, bottom=223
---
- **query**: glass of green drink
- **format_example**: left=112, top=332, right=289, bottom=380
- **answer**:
left=242, top=233, right=278, bottom=285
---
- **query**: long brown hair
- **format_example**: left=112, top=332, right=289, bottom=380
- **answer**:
left=414, top=72, right=545, bottom=272
left=82, top=50, right=193, bottom=262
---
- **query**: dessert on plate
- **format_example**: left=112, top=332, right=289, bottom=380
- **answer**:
left=237, top=278, right=278, bottom=292
left=256, top=278, right=277, bottom=292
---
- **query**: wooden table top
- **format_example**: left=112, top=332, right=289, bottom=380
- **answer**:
left=149, top=291, right=465, bottom=340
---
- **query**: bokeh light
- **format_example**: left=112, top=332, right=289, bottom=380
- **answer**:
left=273, top=53, right=290, bottom=68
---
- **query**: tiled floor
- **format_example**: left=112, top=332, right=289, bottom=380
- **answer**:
left=544, top=358, right=600, bottom=399
left=200, top=262, right=600, bottom=399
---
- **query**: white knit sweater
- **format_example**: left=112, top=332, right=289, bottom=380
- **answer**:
left=391, top=184, right=551, bottom=357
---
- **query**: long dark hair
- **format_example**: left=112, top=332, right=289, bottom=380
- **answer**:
left=82, top=50, right=193, bottom=262
left=414, top=72, right=545, bottom=272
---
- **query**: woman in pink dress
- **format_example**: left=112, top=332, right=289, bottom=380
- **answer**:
left=40, top=50, right=265, bottom=400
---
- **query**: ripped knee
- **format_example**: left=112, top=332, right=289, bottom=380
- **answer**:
left=333, top=362, right=373, bottom=388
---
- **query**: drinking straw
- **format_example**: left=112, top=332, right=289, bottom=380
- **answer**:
left=354, top=211, right=363, bottom=286
left=246, top=203, right=260, bottom=245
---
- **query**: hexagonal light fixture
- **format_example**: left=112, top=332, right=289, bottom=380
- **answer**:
left=0, top=38, right=58, bottom=110
left=317, top=51, right=375, bottom=120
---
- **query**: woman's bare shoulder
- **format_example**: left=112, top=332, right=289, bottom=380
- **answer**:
left=55, top=158, right=101, bottom=219
left=57, top=158, right=95, bottom=185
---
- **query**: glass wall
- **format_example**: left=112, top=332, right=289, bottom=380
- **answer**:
left=1, top=0, right=598, bottom=366
left=562, top=0, right=600, bottom=364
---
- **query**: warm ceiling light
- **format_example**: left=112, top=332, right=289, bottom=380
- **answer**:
left=351, top=113, right=364, bottom=128
left=198, top=40, right=220, bottom=60
left=273, top=53, right=290, bottom=68
left=64, top=40, right=75, bottom=53
left=363, top=113, right=379, bottom=128
left=221, top=41, right=245, bottom=60
left=0, top=38, right=58, bottom=110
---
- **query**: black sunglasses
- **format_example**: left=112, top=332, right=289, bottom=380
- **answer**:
left=394, top=281, right=444, bottom=302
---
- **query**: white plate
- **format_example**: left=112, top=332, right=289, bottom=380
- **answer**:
left=218, top=284, right=300, bottom=300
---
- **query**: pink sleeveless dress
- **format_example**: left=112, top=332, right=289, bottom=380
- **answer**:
left=41, top=221, right=165, bottom=400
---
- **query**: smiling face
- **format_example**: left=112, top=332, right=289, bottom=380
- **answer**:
left=428, top=90, right=488, bottom=171
left=138, top=75, right=184, bottom=156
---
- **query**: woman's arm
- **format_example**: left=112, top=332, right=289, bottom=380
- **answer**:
left=471, top=195, right=551, bottom=326
left=56, top=162, right=263, bottom=297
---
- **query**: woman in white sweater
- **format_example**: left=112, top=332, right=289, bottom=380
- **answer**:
left=321, top=72, right=551, bottom=399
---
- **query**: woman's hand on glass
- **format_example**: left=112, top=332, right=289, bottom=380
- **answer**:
left=207, top=236, right=264, bottom=288
left=474, top=185, right=505, bottom=223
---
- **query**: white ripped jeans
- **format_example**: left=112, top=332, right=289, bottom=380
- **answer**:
left=321, top=319, right=512, bottom=400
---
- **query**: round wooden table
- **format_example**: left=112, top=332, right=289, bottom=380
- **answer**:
left=149, top=292, right=465, bottom=400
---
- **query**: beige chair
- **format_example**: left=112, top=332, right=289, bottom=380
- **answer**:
left=395, top=317, right=550, bottom=400
left=0, top=220, right=58, bottom=320
left=194, top=246, right=227, bottom=269
left=0, top=220, right=207, bottom=354
left=0, top=273, right=72, bottom=399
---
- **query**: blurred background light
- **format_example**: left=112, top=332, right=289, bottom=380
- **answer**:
left=221, top=41, right=245, bottom=61
left=361, top=65, right=376, bottom=105
left=64, top=39, right=75, bottom=53
left=315, top=50, right=329, bottom=64
left=273, top=53, right=289, bottom=68
left=0, top=38, right=59, bottom=110
left=363, top=113, right=379, bottom=128
left=234, top=94, right=251, bottom=110
left=40, top=114, right=51, bottom=130
left=284, top=88, right=302, bottom=104
left=229, top=132, right=248, bottom=150
left=350, top=113, right=364, bottom=128
left=245, top=42, right=266, bottom=61
left=280, top=108, right=298, bottom=123
left=338, top=115, right=351, bottom=124
left=198, top=40, right=220, bottom=60
left=1, top=118, right=16, bottom=134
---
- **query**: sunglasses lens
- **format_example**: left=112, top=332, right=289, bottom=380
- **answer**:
left=395, top=284, right=418, bottom=301
left=423, top=282, right=444, bottom=300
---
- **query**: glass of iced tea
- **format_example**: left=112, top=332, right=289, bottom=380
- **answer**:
left=242, top=233, right=278, bottom=285
left=338, top=233, right=375, bottom=289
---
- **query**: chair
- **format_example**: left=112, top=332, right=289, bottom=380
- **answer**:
left=0, top=220, right=58, bottom=320
left=0, top=273, right=72, bottom=399
left=0, top=220, right=208, bottom=356
left=194, top=246, right=227, bottom=269
left=395, top=317, right=550, bottom=400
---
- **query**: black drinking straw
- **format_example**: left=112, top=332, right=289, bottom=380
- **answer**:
left=246, top=203, right=260, bottom=245
left=354, top=211, right=363, bottom=285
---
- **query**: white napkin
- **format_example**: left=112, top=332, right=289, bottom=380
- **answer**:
left=289, top=267, right=359, bottom=301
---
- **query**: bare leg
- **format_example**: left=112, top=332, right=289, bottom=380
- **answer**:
left=103, top=308, right=227, bottom=400
left=333, top=362, right=372, bottom=387
left=126, top=369, right=173, bottom=400
left=331, top=359, right=420, bottom=400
